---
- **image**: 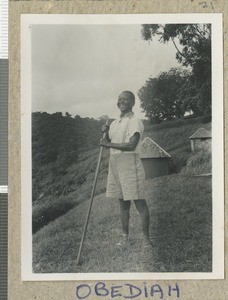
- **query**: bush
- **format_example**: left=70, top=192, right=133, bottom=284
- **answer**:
left=181, top=150, right=212, bottom=175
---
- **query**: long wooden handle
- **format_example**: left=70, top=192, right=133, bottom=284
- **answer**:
left=76, top=117, right=109, bottom=265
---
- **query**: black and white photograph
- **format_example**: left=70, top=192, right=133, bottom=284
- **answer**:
left=21, top=14, right=223, bottom=280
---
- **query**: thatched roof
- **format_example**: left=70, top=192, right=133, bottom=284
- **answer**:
left=139, top=137, right=171, bottom=159
left=189, top=128, right=211, bottom=139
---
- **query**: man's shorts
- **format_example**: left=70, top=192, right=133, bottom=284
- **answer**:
left=106, top=152, right=146, bottom=201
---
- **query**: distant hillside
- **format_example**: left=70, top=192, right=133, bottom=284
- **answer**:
left=32, top=114, right=211, bottom=233
left=32, top=112, right=105, bottom=204
left=32, top=112, right=103, bottom=168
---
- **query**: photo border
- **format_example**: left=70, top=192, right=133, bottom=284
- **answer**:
left=21, top=13, right=224, bottom=281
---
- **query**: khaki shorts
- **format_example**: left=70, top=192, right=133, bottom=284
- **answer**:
left=106, top=153, right=146, bottom=200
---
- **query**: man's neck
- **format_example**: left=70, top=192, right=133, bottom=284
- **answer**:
left=120, top=110, right=133, bottom=118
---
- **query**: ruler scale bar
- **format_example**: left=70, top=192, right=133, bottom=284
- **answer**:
left=0, top=0, right=8, bottom=59
left=0, top=0, right=8, bottom=299
left=0, top=60, right=8, bottom=186
left=0, top=195, right=8, bottom=300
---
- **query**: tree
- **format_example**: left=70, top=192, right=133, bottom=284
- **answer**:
left=65, top=112, right=72, bottom=118
left=138, top=68, right=190, bottom=122
left=98, top=115, right=109, bottom=122
left=141, top=24, right=211, bottom=115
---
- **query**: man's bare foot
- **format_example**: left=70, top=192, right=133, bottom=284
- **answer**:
left=116, top=234, right=129, bottom=247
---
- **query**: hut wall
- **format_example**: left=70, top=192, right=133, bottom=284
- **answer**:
left=192, top=139, right=211, bottom=152
left=141, top=158, right=170, bottom=179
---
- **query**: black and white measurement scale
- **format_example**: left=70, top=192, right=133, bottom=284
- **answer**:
left=0, top=0, right=8, bottom=299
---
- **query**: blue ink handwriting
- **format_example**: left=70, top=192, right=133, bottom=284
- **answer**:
left=76, top=282, right=180, bottom=299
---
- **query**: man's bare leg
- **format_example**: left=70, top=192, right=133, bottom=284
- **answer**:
left=118, top=199, right=131, bottom=235
left=134, top=199, right=151, bottom=247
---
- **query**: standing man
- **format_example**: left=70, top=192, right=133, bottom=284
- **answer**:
left=100, top=91, right=151, bottom=248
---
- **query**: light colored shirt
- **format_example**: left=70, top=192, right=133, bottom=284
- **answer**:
left=109, top=112, right=144, bottom=155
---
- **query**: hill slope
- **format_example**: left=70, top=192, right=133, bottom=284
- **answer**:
left=32, top=116, right=212, bottom=273
left=33, top=174, right=212, bottom=273
left=32, top=116, right=211, bottom=233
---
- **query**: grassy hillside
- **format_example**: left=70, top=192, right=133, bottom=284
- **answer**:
left=33, top=175, right=212, bottom=273
left=32, top=116, right=212, bottom=273
left=32, top=116, right=211, bottom=233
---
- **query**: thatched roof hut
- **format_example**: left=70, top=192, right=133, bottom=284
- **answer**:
left=189, top=128, right=211, bottom=152
left=139, top=137, right=171, bottom=179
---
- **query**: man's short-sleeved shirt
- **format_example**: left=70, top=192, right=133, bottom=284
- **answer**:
left=109, top=112, right=144, bottom=155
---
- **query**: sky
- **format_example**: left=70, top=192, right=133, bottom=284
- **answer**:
left=32, top=24, right=179, bottom=119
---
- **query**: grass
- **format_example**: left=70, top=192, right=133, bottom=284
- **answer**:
left=181, top=150, right=212, bottom=175
left=33, top=174, right=212, bottom=273
left=32, top=117, right=212, bottom=273
left=32, top=149, right=110, bottom=233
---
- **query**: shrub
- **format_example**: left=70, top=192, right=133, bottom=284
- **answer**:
left=181, top=150, right=212, bottom=175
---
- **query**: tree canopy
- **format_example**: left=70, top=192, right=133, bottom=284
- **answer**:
left=141, top=24, right=211, bottom=117
left=138, top=68, right=192, bottom=122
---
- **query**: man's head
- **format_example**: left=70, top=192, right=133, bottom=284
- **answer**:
left=117, top=91, right=135, bottom=115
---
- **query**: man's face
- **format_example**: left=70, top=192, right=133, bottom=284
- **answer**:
left=117, top=92, right=134, bottom=113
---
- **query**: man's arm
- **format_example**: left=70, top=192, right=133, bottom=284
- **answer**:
left=100, top=132, right=140, bottom=151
